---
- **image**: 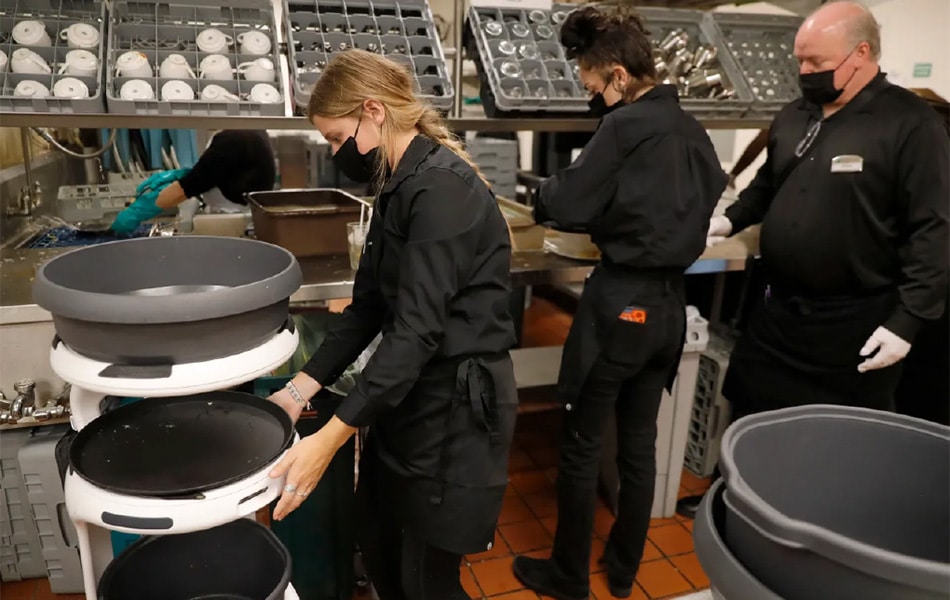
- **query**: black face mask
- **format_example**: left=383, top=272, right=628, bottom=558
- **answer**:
left=332, top=114, right=378, bottom=183
left=588, top=78, right=624, bottom=118
left=799, top=47, right=858, bottom=106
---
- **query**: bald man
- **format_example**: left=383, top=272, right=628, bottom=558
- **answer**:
left=707, top=1, right=949, bottom=416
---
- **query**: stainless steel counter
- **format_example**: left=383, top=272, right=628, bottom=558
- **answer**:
left=0, top=247, right=750, bottom=325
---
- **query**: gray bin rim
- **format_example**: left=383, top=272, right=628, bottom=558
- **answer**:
left=33, top=236, right=302, bottom=325
left=694, top=479, right=783, bottom=600
left=719, top=404, right=950, bottom=593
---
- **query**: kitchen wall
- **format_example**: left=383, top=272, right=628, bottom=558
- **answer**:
left=869, top=0, right=950, bottom=98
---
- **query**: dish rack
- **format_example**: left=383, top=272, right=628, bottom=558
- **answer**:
left=283, top=0, right=454, bottom=114
left=638, top=7, right=753, bottom=121
left=106, top=0, right=288, bottom=116
left=465, top=3, right=589, bottom=117
left=0, top=0, right=107, bottom=113
left=465, top=4, right=754, bottom=120
left=705, top=12, right=804, bottom=115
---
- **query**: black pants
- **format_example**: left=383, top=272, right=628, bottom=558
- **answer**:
left=355, top=450, right=469, bottom=600
left=552, top=290, right=685, bottom=588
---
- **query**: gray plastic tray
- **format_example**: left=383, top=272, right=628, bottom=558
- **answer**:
left=0, top=429, right=46, bottom=582
left=639, top=7, right=753, bottom=120
left=106, top=0, right=286, bottom=116
left=705, top=12, right=804, bottom=114
left=0, top=0, right=107, bottom=113
left=285, top=0, right=454, bottom=113
left=17, top=425, right=82, bottom=594
left=467, top=4, right=588, bottom=114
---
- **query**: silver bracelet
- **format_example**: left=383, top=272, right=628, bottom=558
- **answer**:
left=285, top=380, right=311, bottom=410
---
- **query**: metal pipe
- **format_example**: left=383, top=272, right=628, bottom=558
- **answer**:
left=19, top=128, right=35, bottom=213
left=452, top=0, right=465, bottom=117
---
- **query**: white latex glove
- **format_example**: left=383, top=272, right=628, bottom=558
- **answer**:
left=706, top=215, right=733, bottom=247
left=858, top=326, right=912, bottom=373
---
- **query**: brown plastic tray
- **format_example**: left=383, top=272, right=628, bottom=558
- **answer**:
left=246, top=188, right=372, bottom=258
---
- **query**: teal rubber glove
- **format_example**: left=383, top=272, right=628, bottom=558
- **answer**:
left=111, top=188, right=163, bottom=234
left=110, top=169, right=190, bottom=234
left=136, top=168, right=191, bottom=196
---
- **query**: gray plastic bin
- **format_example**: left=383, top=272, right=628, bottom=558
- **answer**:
left=720, top=405, right=950, bottom=600
left=694, top=479, right=782, bottom=600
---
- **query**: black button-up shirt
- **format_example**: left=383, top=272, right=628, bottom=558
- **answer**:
left=178, top=130, right=275, bottom=204
left=534, top=85, right=728, bottom=270
left=725, top=72, right=950, bottom=341
left=303, top=136, right=516, bottom=426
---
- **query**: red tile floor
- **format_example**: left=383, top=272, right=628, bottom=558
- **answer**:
left=0, top=296, right=712, bottom=600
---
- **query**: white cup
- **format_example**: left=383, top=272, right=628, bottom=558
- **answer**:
left=161, top=80, right=195, bottom=101
left=11, top=48, right=51, bottom=75
left=13, top=80, right=51, bottom=98
left=196, top=28, right=234, bottom=53
left=115, top=51, right=152, bottom=78
left=58, top=49, right=98, bottom=77
left=237, top=30, right=271, bottom=55
left=119, top=79, right=154, bottom=100
left=0, top=50, right=8, bottom=73
left=237, top=57, right=275, bottom=82
left=249, top=83, right=281, bottom=104
left=199, top=54, right=233, bottom=80
left=159, top=53, right=196, bottom=79
left=60, top=23, right=100, bottom=49
left=200, top=84, right=241, bottom=102
left=13, top=20, right=52, bottom=47
left=53, top=77, right=90, bottom=99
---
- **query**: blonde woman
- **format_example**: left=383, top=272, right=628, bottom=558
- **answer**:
left=267, top=50, right=518, bottom=600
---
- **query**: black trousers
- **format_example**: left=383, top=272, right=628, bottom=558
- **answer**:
left=355, top=448, right=470, bottom=600
left=551, top=288, right=686, bottom=588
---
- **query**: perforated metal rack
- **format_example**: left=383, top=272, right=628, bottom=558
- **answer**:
left=284, top=0, right=454, bottom=113
left=0, top=0, right=107, bottom=113
left=106, top=0, right=287, bottom=116
left=705, top=12, right=803, bottom=115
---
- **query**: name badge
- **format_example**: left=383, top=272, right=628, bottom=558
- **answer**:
left=830, top=154, right=864, bottom=173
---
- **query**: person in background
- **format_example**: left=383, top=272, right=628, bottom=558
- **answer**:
left=110, top=130, right=275, bottom=233
left=511, top=7, right=727, bottom=600
left=265, top=50, right=518, bottom=600
left=726, top=128, right=769, bottom=189
left=706, top=2, right=949, bottom=418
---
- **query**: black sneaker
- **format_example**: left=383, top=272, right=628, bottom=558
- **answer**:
left=511, top=556, right=589, bottom=600
left=597, top=552, right=633, bottom=598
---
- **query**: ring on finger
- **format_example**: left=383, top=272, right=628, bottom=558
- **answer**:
left=284, top=483, right=298, bottom=493
left=295, top=490, right=308, bottom=498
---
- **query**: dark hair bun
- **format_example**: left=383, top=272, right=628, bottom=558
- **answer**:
left=560, top=6, right=606, bottom=60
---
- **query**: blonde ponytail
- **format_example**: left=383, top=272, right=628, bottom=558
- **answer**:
left=415, top=108, right=492, bottom=189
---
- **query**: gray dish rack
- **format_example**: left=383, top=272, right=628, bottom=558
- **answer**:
left=466, top=5, right=753, bottom=119
left=639, top=7, right=753, bottom=121
left=706, top=12, right=803, bottom=115
left=106, top=0, right=286, bottom=116
left=466, top=4, right=589, bottom=116
left=0, top=0, right=107, bottom=113
left=284, top=0, right=454, bottom=114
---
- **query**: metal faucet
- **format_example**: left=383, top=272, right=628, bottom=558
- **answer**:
left=12, top=379, right=36, bottom=418
left=8, top=182, right=42, bottom=216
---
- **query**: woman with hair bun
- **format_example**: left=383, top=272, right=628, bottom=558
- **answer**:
left=266, top=49, right=518, bottom=600
left=512, top=6, right=728, bottom=600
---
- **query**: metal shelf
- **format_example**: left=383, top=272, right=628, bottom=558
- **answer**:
left=0, top=111, right=770, bottom=131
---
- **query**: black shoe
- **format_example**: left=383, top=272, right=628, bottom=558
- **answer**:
left=596, top=555, right=633, bottom=598
left=511, top=556, right=588, bottom=600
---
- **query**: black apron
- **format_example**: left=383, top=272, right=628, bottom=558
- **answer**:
left=557, top=264, right=686, bottom=403
left=723, top=286, right=903, bottom=415
left=364, top=354, right=518, bottom=556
